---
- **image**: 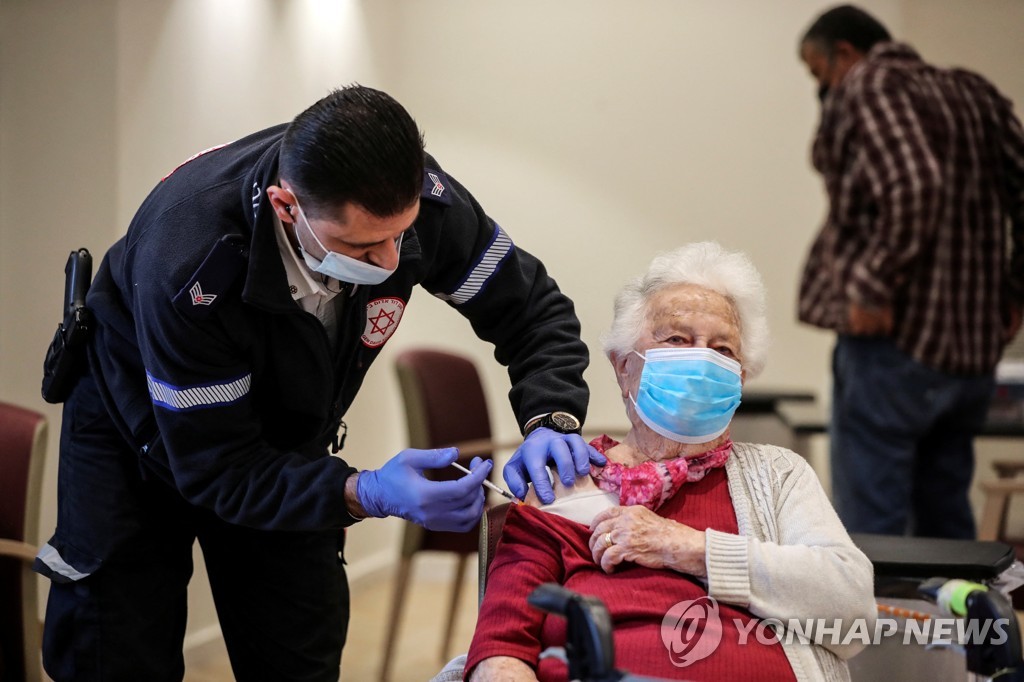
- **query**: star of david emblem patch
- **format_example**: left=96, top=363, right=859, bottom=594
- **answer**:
left=361, top=297, right=406, bottom=348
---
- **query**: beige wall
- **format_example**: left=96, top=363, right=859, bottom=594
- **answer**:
left=0, top=0, right=123, bottom=637
left=2, top=0, right=1022, bottom=646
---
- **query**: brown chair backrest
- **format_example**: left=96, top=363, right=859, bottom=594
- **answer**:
left=394, top=349, right=495, bottom=555
left=0, top=401, right=47, bottom=682
left=395, top=348, right=493, bottom=454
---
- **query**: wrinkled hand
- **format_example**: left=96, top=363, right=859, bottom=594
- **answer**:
left=503, top=427, right=606, bottom=504
left=357, top=448, right=489, bottom=532
left=589, top=506, right=706, bottom=576
left=847, top=302, right=893, bottom=336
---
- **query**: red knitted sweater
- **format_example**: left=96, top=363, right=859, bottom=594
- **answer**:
left=466, top=456, right=796, bottom=680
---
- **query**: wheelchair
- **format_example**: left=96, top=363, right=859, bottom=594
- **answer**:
left=476, top=503, right=1024, bottom=682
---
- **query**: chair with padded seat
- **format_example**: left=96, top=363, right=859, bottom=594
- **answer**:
left=380, top=348, right=522, bottom=681
left=0, top=401, right=48, bottom=682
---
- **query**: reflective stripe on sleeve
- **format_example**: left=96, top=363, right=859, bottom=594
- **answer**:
left=442, top=225, right=513, bottom=305
left=37, top=543, right=91, bottom=581
left=146, top=371, right=252, bottom=412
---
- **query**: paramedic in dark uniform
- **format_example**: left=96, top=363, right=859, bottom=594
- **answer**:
left=34, top=85, right=603, bottom=682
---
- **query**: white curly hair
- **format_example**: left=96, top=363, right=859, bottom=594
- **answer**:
left=601, top=242, right=770, bottom=378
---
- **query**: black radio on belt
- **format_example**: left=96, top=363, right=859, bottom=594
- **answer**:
left=41, top=248, right=93, bottom=404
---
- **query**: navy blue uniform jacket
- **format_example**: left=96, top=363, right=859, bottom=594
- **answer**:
left=85, top=124, right=590, bottom=532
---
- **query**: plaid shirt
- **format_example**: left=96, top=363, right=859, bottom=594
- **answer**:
left=798, top=42, right=1024, bottom=374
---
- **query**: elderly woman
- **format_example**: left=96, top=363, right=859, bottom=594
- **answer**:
left=464, top=243, right=875, bottom=681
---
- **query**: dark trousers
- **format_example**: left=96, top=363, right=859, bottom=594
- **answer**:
left=830, top=336, right=995, bottom=539
left=39, top=375, right=350, bottom=681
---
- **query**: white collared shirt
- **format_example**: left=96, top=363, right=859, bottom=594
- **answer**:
left=272, top=214, right=345, bottom=341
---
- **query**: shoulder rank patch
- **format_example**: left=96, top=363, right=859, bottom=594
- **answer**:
left=421, top=168, right=453, bottom=206
left=173, top=235, right=248, bottom=318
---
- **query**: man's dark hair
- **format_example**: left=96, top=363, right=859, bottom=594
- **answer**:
left=281, top=85, right=425, bottom=219
left=801, top=4, right=892, bottom=56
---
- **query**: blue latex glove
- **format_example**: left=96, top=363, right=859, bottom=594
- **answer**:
left=503, top=428, right=607, bottom=505
left=357, top=448, right=490, bottom=532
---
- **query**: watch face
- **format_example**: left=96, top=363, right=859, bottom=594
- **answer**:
left=551, top=412, right=580, bottom=431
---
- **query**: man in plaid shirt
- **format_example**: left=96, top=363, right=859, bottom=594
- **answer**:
left=797, top=5, right=1024, bottom=538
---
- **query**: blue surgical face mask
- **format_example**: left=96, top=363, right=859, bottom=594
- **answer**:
left=293, top=200, right=400, bottom=286
left=629, top=347, right=743, bottom=444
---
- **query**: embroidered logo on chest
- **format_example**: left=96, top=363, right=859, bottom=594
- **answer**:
left=361, top=297, right=406, bottom=348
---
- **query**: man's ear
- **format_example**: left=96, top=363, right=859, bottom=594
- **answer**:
left=266, top=184, right=297, bottom=224
left=832, top=40, right=865, bottom=74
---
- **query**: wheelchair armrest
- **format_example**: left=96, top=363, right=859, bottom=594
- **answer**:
left=852, top=533, right=1016, bottom=581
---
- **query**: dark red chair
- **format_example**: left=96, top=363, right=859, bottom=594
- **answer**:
left=0, top=401, right=48, bottom=682
left=380, top=349, right=521, bottom=681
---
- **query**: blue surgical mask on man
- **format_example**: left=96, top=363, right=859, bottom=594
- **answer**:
left=293, top=200, right=400, bottom=286
left=629, top=347, right=743, bottom=444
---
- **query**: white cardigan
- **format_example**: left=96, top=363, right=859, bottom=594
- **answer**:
left=706, top=442, right=877, bottom=681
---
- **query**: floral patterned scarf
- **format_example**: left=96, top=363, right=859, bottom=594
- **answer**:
left=591, top=436, right=732, bottom=511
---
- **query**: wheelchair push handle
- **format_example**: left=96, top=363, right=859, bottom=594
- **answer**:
left=529, top=583, right=623, bottom=682
left=528, top=584, right=680, bottom=682
left=528, top=583, right=575, bottom=615
left=918, top=577, right=1024, bottom=680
